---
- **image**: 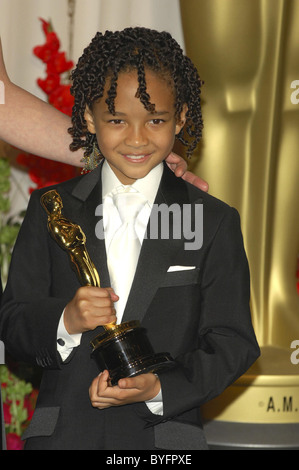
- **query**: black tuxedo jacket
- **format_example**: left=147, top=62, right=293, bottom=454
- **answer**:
left=0, top=163, right=259, bottom=450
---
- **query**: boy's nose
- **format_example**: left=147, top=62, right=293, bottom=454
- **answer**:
left=124, top=125, right=149, bottom=148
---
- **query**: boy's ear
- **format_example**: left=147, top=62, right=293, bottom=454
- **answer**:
left=175, top=103, right=188, bottom=135
left=84, top=105, right=96, bottom=134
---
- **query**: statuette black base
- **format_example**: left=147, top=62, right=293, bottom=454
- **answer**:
left=90, top=320, right=174, bottom=385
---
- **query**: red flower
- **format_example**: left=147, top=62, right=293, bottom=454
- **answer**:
left=17, top=152, right=77, bottom=192
left=24, top=389, right=38, bottom=421
left=37, top=73, right=60, bottom=95
left=49, top=84, right=74, bottom=116
left=6, top=433, right=24, bottom=451
left=20, top=18, right=77, bottom=194
left=3, top=402, right=12, bottom=424
left=39, top=18, right=52, bottom=35
left=46, top=51, right=73, bottom=75
left=33, top=31, right=60, bottom=63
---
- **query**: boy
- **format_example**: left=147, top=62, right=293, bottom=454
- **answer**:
left=0, top=28, right=259, bottom=450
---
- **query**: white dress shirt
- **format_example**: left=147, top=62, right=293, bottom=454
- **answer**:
left=57, top=160, right=164, bottom=414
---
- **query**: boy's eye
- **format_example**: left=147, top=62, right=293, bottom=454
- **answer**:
left=150, top=119, right=165, bottom=125
left=108, top=119, right=124, bottom=125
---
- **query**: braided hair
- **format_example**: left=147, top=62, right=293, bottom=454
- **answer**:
left=69, top=27, right=203, bottom=164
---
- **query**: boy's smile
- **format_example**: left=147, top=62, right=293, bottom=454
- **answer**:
left=84, top=69, right=187, bottom=185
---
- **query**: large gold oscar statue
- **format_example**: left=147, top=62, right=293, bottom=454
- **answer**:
left=180, top=0, right=299, bottom=448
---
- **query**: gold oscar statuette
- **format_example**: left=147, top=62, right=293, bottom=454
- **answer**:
left=41, top=189, right=173, bottom=384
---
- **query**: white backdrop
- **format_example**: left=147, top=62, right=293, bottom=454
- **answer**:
left=0, top=0, right=184, bottom=215
left=0, top=0, right=184, bottom=97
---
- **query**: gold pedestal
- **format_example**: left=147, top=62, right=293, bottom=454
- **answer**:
left=202, top=346, right=299, bottom=424
left=202, top=346, right=299, bottom=449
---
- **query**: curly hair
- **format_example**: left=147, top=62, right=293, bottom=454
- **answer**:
left=68, top=27, right=203, bottom=164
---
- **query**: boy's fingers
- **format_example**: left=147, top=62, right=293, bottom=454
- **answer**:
left=117, top=374, right=147, bottom=390
left=97, top=370, right=110, bottom=393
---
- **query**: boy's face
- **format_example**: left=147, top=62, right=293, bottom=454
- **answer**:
left=84, top=69, right=187, bottom=185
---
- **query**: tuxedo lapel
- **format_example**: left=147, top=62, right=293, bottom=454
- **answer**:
left=122, top=165, right=195, bottom=324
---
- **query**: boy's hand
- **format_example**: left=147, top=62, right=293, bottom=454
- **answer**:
left=64, top=286, right=118, bottom=334
left=89, top=370, right=161, bottom=409
left=165, top=152, right=209, bottom=192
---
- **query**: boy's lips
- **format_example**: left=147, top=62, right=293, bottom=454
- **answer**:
left=122, top=154, right=151, bottom=163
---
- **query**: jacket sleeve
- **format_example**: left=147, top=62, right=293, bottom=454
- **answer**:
left=0, top=189, right=69, bottom=369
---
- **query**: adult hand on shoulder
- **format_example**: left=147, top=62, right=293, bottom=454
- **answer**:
left=165, top=152, right=209, bottom=192
left=89, top=370, right=161, bottom=409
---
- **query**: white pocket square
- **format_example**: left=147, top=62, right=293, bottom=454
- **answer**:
left=167, top=265, right=196, bottom=272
